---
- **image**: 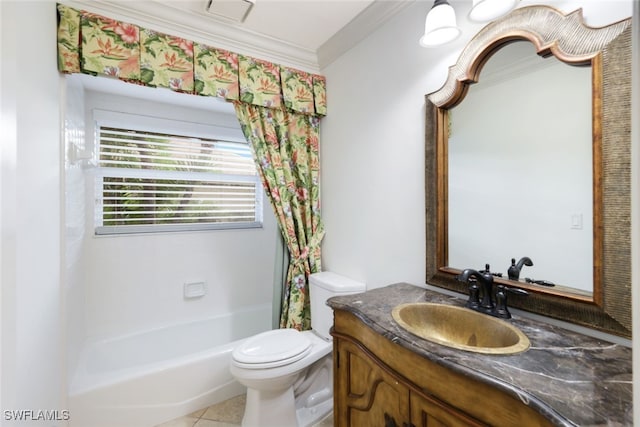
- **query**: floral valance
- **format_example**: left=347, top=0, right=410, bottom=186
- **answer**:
left=56, top=4, right=327, bottom=116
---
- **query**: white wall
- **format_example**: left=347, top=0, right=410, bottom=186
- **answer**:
left=72, top=85, right=278, bottom=343
left=62, top=79, right=279, bottom=397
left=1, top=2, right=66, bottom=424
left=448, top=53, right=593, bottom=289
left=64, top=76, right=88, bottom=386
left=2, top=1, right=279, bottom=422
left=320, top=0, right=634, bottom=289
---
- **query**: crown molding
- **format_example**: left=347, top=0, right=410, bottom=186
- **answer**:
left=317, top=0, right=416, bottom=70
left=62, top=0, right=320, bottom=72
left=61, top=0, right=413, bottom=74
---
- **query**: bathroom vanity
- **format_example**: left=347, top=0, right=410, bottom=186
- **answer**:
left=328, top=283, right=632, bottom=426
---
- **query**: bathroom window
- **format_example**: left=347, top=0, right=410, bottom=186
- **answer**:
left=93, top=110, right=262, bottom=235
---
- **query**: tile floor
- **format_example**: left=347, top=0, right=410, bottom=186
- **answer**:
left=154, top=394, right=334, bottom=427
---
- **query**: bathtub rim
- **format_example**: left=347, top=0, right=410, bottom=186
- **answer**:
left=69, top=304, right=271, bottom=396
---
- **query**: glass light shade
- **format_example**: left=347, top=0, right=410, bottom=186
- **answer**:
left=468, top=0, right=519, bottom=23
left=419, top=1, right=461, bottom=48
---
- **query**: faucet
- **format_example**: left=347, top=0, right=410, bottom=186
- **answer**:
left=458, top=264, right=495, bottom=313
left=507, top=256, right=533, bottom=281
left=458, top=263, right=528, bottom=319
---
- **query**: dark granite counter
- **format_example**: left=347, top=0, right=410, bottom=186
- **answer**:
left=327, top=283, right=632, bottom=427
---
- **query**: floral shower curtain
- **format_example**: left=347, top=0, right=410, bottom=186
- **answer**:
left=234, top=102, right=324, bottom=331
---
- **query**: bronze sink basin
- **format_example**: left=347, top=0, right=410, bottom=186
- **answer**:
left=391, top=303, right=530, bottom=355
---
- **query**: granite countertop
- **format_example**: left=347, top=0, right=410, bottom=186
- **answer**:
left=327, top=283, right=632, bottom=427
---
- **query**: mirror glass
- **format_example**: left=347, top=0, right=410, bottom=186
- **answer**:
left=425, top=5, right=632, bottom=338
left=447, top=42, right=593, bottom=295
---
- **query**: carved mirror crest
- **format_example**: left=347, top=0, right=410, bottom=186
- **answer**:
left=425, top=5, right=632, bottom=338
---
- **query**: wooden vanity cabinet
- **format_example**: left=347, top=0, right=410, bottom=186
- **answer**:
left=331, top=309, right=553, bottom=427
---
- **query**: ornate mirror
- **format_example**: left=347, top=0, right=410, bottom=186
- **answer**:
left=425, top=5, right=632, bottom=338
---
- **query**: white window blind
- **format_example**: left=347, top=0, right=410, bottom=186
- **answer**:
left=95, top=121, right=262, bottom=235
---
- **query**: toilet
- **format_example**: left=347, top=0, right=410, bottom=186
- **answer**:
left=230, top=271, right=365, bottom=427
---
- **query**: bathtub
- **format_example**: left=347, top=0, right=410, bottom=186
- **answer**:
left=68, top=304, right=271, bottom=427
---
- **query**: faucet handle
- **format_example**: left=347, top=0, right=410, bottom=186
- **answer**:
left=525, top=277, right=556, bottom=287
left=479, top=263, right=499, bottom=278
left=466, top=281, right=480, bottom=309
left=494, top=285, right=528, bottom=319
left=506, top=287, right=529, bottom=297
left=508, top=258, right=519, bottom=280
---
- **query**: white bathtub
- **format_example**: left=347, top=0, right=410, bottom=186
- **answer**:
left=69, top=305, right=271, bottom=427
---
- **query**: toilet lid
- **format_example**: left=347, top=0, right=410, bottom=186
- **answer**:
left=233, top=329, right=312, bottom=369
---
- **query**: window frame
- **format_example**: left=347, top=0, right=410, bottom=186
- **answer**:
left=92, top=109, right=263, bottom=235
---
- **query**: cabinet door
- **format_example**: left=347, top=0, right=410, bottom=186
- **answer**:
left=410, top=391, right=487, bottom=427
left=335, top=339, right=410, bottom=427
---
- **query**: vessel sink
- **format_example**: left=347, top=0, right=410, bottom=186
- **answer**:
left=391, top=303, right=530, bottom=355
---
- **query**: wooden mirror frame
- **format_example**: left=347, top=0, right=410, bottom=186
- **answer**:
left=425, top=5, right=632, bottom=338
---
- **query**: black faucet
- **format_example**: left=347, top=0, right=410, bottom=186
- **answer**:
left=507, top=256, right=533, bottom=281
left=458, top=264, right=495, bottom=313
left=458, top=263, right=528, bottom=319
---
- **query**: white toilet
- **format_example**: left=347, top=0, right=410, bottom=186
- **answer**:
left=230, top=271, right=365, bottom=427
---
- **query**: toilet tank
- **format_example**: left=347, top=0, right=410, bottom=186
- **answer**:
left=309, top=271, right=366, bottom=340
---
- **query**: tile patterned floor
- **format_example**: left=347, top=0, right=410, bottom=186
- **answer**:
left=154, top=394, right=333, bottom=427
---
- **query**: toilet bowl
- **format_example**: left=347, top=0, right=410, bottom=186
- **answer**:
left=230, top=271, right=365, bottom=427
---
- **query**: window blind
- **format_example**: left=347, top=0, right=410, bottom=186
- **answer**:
left=95, top=126, right=262, bottom=234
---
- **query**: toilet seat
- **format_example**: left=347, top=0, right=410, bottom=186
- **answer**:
left=232, top=328, right=312, bottom=369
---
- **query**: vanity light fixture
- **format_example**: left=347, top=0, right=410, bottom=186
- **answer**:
left=468, top=0, right=519, bottom=23
left=419, top=0, right=462, bottom=48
